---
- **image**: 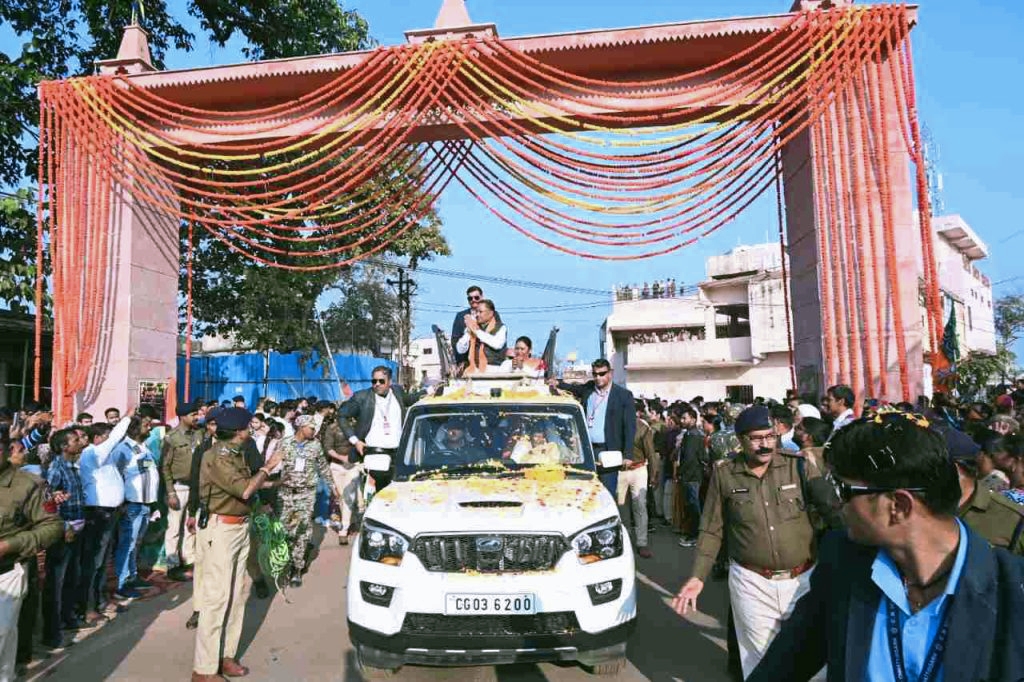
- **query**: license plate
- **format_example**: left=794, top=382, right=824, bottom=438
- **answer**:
left=444, top=593, right=536, bottom=615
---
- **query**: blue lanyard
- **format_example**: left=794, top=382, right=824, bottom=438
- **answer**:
left=886, top=596, right=953, bottom=682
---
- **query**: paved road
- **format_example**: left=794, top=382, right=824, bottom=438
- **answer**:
left=21, top=525, right=732, bottom=682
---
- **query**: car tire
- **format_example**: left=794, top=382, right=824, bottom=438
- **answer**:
left=586, top=657, right=627, bottom=676
left=356, top=650, right=400, bottom=680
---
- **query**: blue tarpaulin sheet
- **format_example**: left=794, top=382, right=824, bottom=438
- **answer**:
left=176, top=351, right=396, bottom=405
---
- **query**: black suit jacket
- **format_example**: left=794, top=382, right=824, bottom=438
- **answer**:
left=748, top=527, right=1024, bottom=682
left=451, top=307, right=473, bottom=364
left=338, top=386, right=416, bottom=444
left=558, top=381, right=635, bottom=457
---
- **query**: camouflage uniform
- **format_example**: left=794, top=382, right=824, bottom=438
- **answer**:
left=274, top=436, right=334, bottom=575
left=708, top=428, right=740, bottom=465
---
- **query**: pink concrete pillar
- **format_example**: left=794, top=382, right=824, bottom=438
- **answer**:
left=781, top=51, right=924, bottom=403
left=77, top=171, right=180, bottom=415
left=78, top=27, right=180, bottom=415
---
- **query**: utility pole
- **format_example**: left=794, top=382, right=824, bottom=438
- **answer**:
left=387, top=269, right=416, bottom=387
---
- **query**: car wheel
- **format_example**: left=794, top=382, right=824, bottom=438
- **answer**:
left=356, top=650, right=400, bottom=680
left=586, top=657, right=627, bottom=676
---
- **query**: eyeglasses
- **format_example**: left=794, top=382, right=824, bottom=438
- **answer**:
left=372, top=378, right=388, bottom=385
left=592, top=370, right=610, bottom=377
left=826, top=472, right=926, bottom=504
left=467, top=294, right=482, bottom=302
left=745, top=433, right=777, bottom=444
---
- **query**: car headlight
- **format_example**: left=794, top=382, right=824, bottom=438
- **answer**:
left=571, top=516, right=623, bottom=564
left=359, top=520, right=409, bottom=566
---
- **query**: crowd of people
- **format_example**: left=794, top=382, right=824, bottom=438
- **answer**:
left=614, top=279, right=684, bottom=301
left=627, top=327, right=706, bottom=345
left=1, top=345, right=1023, bottom=680
left=0, top=370, right=420, bottom=680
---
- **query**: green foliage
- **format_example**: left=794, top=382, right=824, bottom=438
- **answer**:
left=956, top=294, right=1024, bottom=398
left=0, top=191, right=50, bottom=316
left=1, top=1, right=449, bottom=350
left=320, top=265, right=402, bottom=358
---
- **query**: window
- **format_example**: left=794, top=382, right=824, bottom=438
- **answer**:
left=967, top=306, right=973, bottom=331
left=422, top=347, right=433, bottom=355
left=726, top=385, right=754, bottom=404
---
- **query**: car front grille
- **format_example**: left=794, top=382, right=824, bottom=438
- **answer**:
left=401, top=612, right=580, bottom=638
left=410, top=534, right=568, bottom=572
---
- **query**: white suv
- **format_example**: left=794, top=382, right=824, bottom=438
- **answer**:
left=347, top=377, right=636, bottom=678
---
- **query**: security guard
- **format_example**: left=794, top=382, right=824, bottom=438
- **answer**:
left=947, top=428, right=1024, bottom=555
left=671, top=405, right=832, bottom=679
left=192, top=408, right=281, bottom=682
left=161, top=399, right=204, bottom=580
left=0, top=440, right=62, bottom=679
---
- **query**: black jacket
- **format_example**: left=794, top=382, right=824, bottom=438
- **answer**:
left=451, top=307, right=473, bottom=364
left=338, top=386, right=416, bottom=446
left=747, top=526, right=1024, bottom=682
left=558, top=381, right=635, bottom=457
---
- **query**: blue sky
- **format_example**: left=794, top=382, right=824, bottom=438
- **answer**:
left=123, top=1, right=1024, bottom=361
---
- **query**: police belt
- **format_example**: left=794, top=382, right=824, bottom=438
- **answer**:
left=363, top=447, right=396, bottom=455
left=739, top=558, right=814, bottom=581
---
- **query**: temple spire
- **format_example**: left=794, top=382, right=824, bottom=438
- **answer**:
left=434, top=0, right=472, bottom=28
left=97, top=24, right=155, bottom=74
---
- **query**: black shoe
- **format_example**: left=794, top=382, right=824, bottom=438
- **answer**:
left=186, top=611, right=200, bottom=630
left=253, top=579, right=269, bottom=599
left=129, top=578, right=155, bottom=590
left=167, top=567, right=191, bottom=582
left=63, top=616, right=88, bottom=631
left=289, top=575, right=302, bottom=588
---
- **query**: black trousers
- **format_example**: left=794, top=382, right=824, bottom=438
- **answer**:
left=77, top=507, right=118, bottom=613
left=43, top=534, right=82, bottom=642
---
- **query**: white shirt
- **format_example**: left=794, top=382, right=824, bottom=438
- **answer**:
left=79, top=417, right=131, bottom=508
left=113, top=436, right=159, bottom=504
left=498, top=358, right=545, bottom=377
left=832, top=408, right=855, bottom=433
left=363, top=391, right=402, bottom=449
left=456, top=324, right=508, bottom=356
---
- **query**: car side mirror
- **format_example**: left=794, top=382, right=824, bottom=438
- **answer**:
left=598, top=450, right=623, bottom=469
left=363, top=454, right=392, bottom=473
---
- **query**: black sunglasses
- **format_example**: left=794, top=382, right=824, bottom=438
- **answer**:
left=827, top=472, right=926, bottom=504
left=592, top=370, right=610, bottom=377
left=372, top=378, right=388, bottom=385
left=467, top=294, right=482, bottom=302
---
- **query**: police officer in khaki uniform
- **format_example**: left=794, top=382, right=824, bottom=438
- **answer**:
left=162, top=399, right=203, bottom=580
left=947, top=428, right=1024, bottom=555
left=192, top=408, right=282, bottom=682
left=0, top=440, right=62, bottom=680
left=672, top=405, right=834, bottom=679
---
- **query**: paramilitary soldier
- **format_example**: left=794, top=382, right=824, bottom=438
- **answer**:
left=671, top=404, right=837, bottom=679
left=0, top=439, right=62, bottom=679
left=191, top=407, right=282, bottom=682
left=947, top=428, right=1024, bottom=555
left=161, top=399, right=204, bottom=581
left=276, top=414, right=338, bottom=588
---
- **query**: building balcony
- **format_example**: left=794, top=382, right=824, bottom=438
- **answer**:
left=625, top=337, right=754, bottom=369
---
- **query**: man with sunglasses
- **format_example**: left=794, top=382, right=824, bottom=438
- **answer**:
left=451, top=285, right=485, bottom=367
left=337, top=366, right=415, bottom=491
left=672, top=405, right=833, bottom=679
left=746, top=410, right=1024, bottom=682
left=553, top=359, right=636, bottom=496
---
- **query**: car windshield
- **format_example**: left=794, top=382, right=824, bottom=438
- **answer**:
left=395, top=405, right=594, bottom=479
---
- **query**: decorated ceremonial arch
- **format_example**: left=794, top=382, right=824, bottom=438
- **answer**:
left=34, top=0, right=937, bottom=421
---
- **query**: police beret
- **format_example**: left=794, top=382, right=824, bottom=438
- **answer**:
left=204, top=406, right=224, bottom=423
left=944, top=427, right=981, bottom=463
left=175, top=399, right=200, bottom=417
left=216, top=407, right=253, bottom=431
left=735, top=405, right=772, bottom=435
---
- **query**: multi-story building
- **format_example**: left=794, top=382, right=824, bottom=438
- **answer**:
left=930, top=214, right=996, bottom=356
left=409, top=336, right=442, bottom=384
left=603, top=214, right=998, bottom=403
left=602, top=244, right=794, bottom=402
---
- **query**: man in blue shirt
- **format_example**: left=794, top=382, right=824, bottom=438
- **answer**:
left=748, top=409, right=1024, bottom=682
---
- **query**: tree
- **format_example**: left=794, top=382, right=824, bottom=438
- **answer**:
left=1, top=1, right=448, bottom=349
left=320, top=265, right=402, bottom=357
left=956, top=293, right=1024, bottom=398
